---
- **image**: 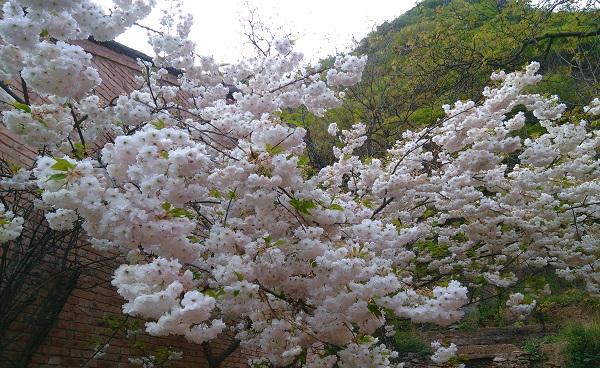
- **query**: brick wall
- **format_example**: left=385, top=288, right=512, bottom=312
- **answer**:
left=0, top=40, right=261, bottom=368
left=27, top=247, right=259, bottom=368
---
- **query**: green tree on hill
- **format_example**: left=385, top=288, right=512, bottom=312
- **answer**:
left=291, top=0, right=600, bottom=163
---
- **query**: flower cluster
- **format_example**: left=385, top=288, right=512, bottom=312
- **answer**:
left=112, top=257, right=227, bottom=344
left=0, top=1, right=154, bottom=97
left=0, top=203, right=24, bottom=243
left=1, top=1, right=599, bottom=367
left=2, top=104, right=71, bottom=148
left=45, top=208, right=78, bottom=231
left=326, top=55, right=368, bottom=87
left=21, top=41, right=101, bottom=99
left=430, top=341, right=458, bottom=364
left=506, top=293, right=537, bottom=320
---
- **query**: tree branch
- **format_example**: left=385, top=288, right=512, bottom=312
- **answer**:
left=0, top=81, right=26, bottom=105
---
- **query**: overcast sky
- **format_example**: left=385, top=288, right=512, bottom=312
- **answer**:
left=95, top=0, right=418, bottom=64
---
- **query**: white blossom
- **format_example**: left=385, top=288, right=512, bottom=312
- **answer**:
left=430, top=341, right=458, bottom=363
left=0, top=1, right=599, bottom=366
left=0, top=203, right=24, bottom=243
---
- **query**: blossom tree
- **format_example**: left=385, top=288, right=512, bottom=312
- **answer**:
left=0, top=1, right=599, bottom=367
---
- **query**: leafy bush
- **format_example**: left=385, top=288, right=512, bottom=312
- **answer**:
left=393, top=331, right=432, bottom=358
left=561, top=322, right=600, bottom=368
left=522, top=335, right=556, bottom=364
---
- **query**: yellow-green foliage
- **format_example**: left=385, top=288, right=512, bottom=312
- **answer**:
left=561, top=322, right=600, bottom=368
left=292, top=0, right=600, bottom=163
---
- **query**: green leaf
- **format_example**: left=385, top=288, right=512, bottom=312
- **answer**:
left=297, top=154, right=310, bottom=167
left=289, top=197, right=316, bottom=215
left=133, top=340, right=146, bottom=350
left=228, top=190, right=237, bottom=200
left=105, top=315, right=124, bottom=331
left=35, top=118, right=48, bottom=128
left=50, top=158, right=76, bottom=171
left=39, top=29, right=49, bottom=38
left=265, top=143, right=284, bottom=156
left=154, top=347, right=171, bottom=362
left=46, top=173, right=67, bottom=181
left=234, top=271, right=245, bottom=281
left=12, top=102, right=30, bottom=113
left=256, top=165, right=272, bottom=178
left=421, top=209, right=436, bottom=219
left=161, top=202, right=193, bottom=219
left=357, top=335, right=373, bottom=344
left=391, top=218, right=404, bottom=229
left=323, top=343, right=342, bottom=357
left=329, top=203, right=344, bottom=211
left=367, top=301, right=383, bottom=317
left=168, top=207, right=193, bottom=218
left=187, top=235, right=200, bottom=243
left=73, top=143, right=86, bottom=160
left=204, top=287, right=225, bottom=299
left=8, top=163, right=21, bottom=174
left=209, top=189, right=222, bottom=198
left=159, top=150, right=169, bottom=159
left=273, top=239, right=286, bottom=247
left=151, top=119, right=166, bottom=129
left=191, top=270, right=202, bottom=280
left=526, top=122, right=547, bottom=139
left=361, top=198, right=374, bottom=209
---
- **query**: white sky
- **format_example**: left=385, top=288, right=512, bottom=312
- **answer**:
left=96, top=0, right=418, bottom=64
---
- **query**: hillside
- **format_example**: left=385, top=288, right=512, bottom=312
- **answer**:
left=289, top=0, right=600, bottom=164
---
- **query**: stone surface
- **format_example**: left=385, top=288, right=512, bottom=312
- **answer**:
left=539, top=342, right=567, bottom=367
left=406, top=325, right=565, bottom=367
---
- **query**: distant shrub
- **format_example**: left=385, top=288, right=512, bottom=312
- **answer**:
left=393, top=331, right=432, bottom=358
left=522, top=335, right=556, bottom=364
left=561, top=322, right=600, bottom=368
